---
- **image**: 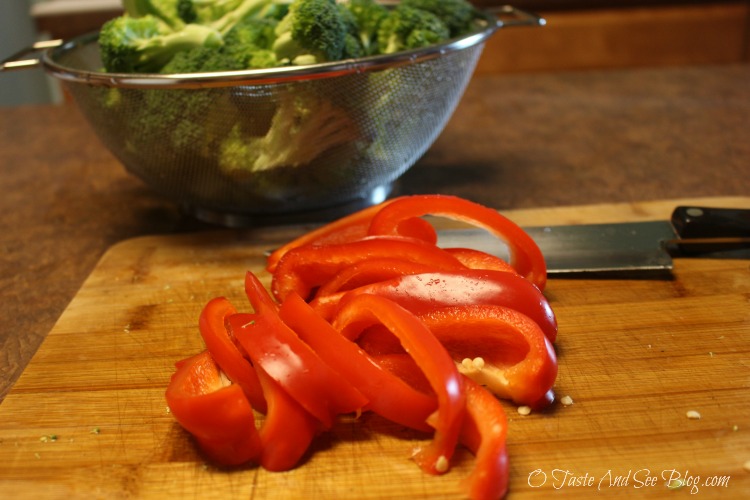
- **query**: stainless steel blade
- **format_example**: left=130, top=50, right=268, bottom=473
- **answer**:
left=436, top=220, right=679, bottom=274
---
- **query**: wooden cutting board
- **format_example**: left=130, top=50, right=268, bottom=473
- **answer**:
left=1, top=197, right=749, bottom=499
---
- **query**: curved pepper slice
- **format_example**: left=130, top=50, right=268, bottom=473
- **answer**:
left=165, top=351, right=261, bottom=466
left=419, top=305, right=558, bottom=408
left=444, top=248, right=518, bottom=274
left=266, top=201, right=390, bottom=274
left=266, top=198, right=438, bottom=273
left=254, top=361, right=320, bottom=472
left=454, top=376, right=510, bottom=500
left=229, top=273, right=368, bottom=429
left=385, top=365, right=511, bottom=500
left=332, top=294, right=465, bottom=475
left=367, top=194, right=548, bottom=291
left=198, top=296, right=266, bottom=413
left=312, top=269, right=558, bottom=342
left=278, top=292, right=437, bottom=431
left=314, top=257, right=444, bottom=297
left=271, top=235, right=467, bottom=302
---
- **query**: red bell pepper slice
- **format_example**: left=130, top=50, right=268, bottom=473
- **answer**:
left=165, top=350, right=261, bottom=466
left=266, top=201, right=390, bottom=274
left=312, top=269, right=558, bottom=343
left=369, top=353, right=433, bottom=395
left=444, top=248, right=518, bottom=274
left=377, top=359, right=512, bottom=499
left=229, top=273, right=369, bottom=429
left=271, top=235, right=467, bottom=302
left=454, top=376, right=510, bottom=500
left=278, top=292, right=437, bottom=431
left=367, top=194, right=548, bottom=291
left=198, top=296, right=266, bottom=413
left=332, top=294, right=465, bottom=475
left=254, top=362, right=320, bottom=472
left=265, top=198, right=438, bottom=273
left=418, top=305, right=558, bottom=408
left=313, top=257, right=444, bottom=297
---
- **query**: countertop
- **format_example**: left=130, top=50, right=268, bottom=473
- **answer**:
left=1, top=63, right=749, bottom=401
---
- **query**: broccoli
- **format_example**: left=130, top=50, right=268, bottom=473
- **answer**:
left=400, top=0, right=482, bottom=37
left=272, top=0, right=347, bottom=65
left=218, top=92, right=358, bottom=174
left=376, top=5, right=450, bottom=55
left=340, top=0, right=388, bottom=56
left=104, top=0, right=486, bottom=74
left=221, top=16, right=281, bottom=68
left=123, top=0, right=187, bottom=30
left=98, top=15, right=223, bottom=73
left=155, top=16, right=280, bottom=72
left=101, top=0, right=275, bottom=73
left=337, top=4, right=364, bottom=59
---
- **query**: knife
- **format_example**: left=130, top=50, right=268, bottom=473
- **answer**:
left=436, top=206, right=750, bottom=275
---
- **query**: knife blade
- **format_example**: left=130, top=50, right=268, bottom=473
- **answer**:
left=436, top=206, right=750, bottom=275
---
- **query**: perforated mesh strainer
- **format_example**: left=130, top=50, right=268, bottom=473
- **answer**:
left=16, top=6, right=543, bottom=223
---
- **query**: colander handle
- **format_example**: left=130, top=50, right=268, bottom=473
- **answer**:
left=490, top=5, right=546, bottom=29
left=1, top=39, right=64, bottom=72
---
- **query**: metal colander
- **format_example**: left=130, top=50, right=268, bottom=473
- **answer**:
left=4, top=6, right=543, bottom=224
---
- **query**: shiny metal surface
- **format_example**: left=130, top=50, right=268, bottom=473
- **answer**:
left=437, top=221, right=679, bottom=274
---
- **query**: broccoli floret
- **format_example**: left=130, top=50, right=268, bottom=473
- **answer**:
left=337, top=4, right=365, bottom=58
left=223, top=16, right=278, bottom=53
left=272, top=0, right=347, bottom=65
left=159, top=17, right=280, bottom=71
left=172, top=0, right=274, bottom=32
left=98, top=15, right=223, bottom=73
left=123, top=0, right=187, bottom=30
left=159, top=44, right=230, bottom=72
left=340, top=0, right=388, bottom=56
left=218, top=93, right=357, bottom=174
left=376, top=5, right=450, bottom=55
left=224, top=18, right=282, bottom=68
left=400, top=0, right=482, bottom=37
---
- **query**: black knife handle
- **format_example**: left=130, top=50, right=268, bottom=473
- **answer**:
left=671, top=206, right=750, bottom=239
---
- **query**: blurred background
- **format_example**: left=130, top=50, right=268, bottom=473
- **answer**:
left=2, top=0, right=749, bottom=106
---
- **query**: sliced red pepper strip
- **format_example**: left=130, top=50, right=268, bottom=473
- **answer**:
left=332, top=294, right=465, bottom=475
left=266, top=200, right=390, bottom=274
left=254, top=362, right=320, bottom=472
left=278, top=292, right=437, bottom=431
left=419, top=305, right=558, bottom=408
left=165, top=350, right=261, bottom=466
left=265, top=198, right=437, bottom=273
left=313, top=257, right=443, bottom=297
left=444, top=248, right=518, bottom=274
left=198, top=296, right=267, bottom=413
left=377, top=359, right=511, bottom=499
left=369, top=353, right=433, bottom=395
left=367, top=194, right=548, bottom=291
left=230, top=273, right=369, bottom=429
left=311, top=269, right=558, bottom=343
left=452, top=376, right=510, bottom=500
left=271, top=235, right=467, bottom=302
left=356, top=326, right=406, bottom=356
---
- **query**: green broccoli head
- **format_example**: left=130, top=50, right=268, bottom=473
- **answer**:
left=272, top=0, right=347, bottom=65
left=377, top=5, right=450, bottom=55
left=99, top=15, right=223, bottom=73
left=340, top=0, right=388, bottom=56
left=157, top=16, right=280, bottom=72
left=123, top=0, right=187, bottom=30
left=400, top=0, right=482, bottom=37
left=221, top=16, right=280, bottom=67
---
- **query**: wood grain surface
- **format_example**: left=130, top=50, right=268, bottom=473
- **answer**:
left=1, top=197, right=749, bottom=499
